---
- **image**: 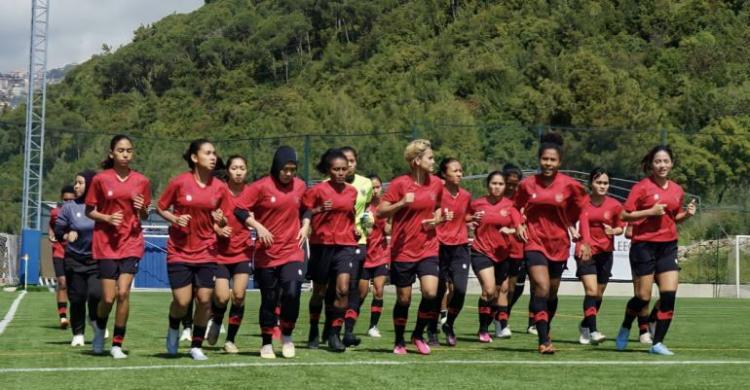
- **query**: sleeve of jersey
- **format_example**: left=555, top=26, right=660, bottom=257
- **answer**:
left=510, top=207, right=522, bottom=226
left=514, top=181, right=529, bottom=212
left=54, top=205, right=70, bottom=241
left=381, top=178, right=402, bottom=204
left=219, top=186, right=233, bottom=216
left=157, top=178, right=179, bottom=211
left=84, top=176, right=100, bottom=207
left=143, top=178, right=153, bottom=209
left=572, top=183, right=592, bottom=245
left=301, top=186, right=317, bottom=210
left=623, top=183, right=642, bottom=212
left=612, top=202, right=625, bottom=228
left=434, top=179, right=444, bottom=209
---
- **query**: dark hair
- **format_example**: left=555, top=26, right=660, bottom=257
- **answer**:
left=437, top=157, right=460, bottom=179
left=212, top=156, right=228, bottom=182
left=502, top=163, right=522, bottom=180
left=60, top=184, right=75, bottom=196
left=225, top=155, right=247, bottom=170
left=183, top=138, right=213, bottom=170
left=641, top=145, right=674, bottom=175
left=538, top=132, right=564, bottom=159
left=486, top=170, right=504, bottom=187
left=340, top=146, right=358, bottom=160
left=101, top=134, right=133, bottom=169
left=589, top=167, right=609, bottom=185
left=315, top=148, right=348, bottom=175
left=76, top=170, right=97, bottom=202
left=367, top=173, right=382, bottom=183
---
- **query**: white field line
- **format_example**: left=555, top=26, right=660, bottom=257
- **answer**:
left=0, top=291, right=27, bottom=335
left=1, top=359, right=750, bottom=374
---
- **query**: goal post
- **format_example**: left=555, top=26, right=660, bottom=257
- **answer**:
left=730, top=235, right=750, bottom=298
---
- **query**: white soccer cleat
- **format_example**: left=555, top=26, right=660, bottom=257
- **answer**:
left=527, top=325, right=538, bottom=335
left=591, top=331, right=606, bottom=344
left=223, top=341, right=239, bottom=354
left=579, top=326, right=591, bottom=345
left=367, top=326, right=382, bottom=338
left=498, top=327, right=512, bottom=339
left=70, top=334, right=85, bottom=347
left=92, top=324, right=106, bottom=354
left=640, top=332, right=653, bottom=344
left=59, top=317, right=70, bottom=329
left=260, top=344, right=276, bottom=359
left=166, top=328, right=180, bottom=356
left=206, top=319, right=220, bottom=346
left=189, top=347, right=208, bottom=361
left=180, top=327, right=192, bottom=342
left=493, top=320, right=503, bottom=338
left=281, top=336, right=295, bottom=358
left=110, top=346, right=128, bottom=359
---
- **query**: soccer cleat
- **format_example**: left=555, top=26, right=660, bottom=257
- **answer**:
left=427, top=331, right=440, bottom=346
left=189, top=347, right=208, bottom=361
left=412, top=337, right=431, bottom=355
left=70, top=334, right=85, bottom=347
left=328, top=332, right=346, bottom=353
left=478, top=332, right=493, bottom=343
left=527, top=325, right=538, bottom=335
left=615, top=327, right=630, bottom=351
left=639, top=332, right=653, bottom=344
left=538, top=342, right=555, bottom=354
left=206, top=319, right=220, bottom=346
left=92, top=324, right=106, bottom=355
left=166, top=328, right=180, bottom=356
left=260, top=344, right=276, bottom=359
left=367, top=326, right=382, bottom=338
left=307, top=335, right=320, bottom=349
left=498, top=327, right=512, bottom=339
left=281, top=336, right=296, bottom=358
left=649, top=342, right=674, bottom=356
left=579, top=326, right=591, bottom=345
left=393, top=344, right=407, bottom=355
left=442, top=324, right=457, bottom=347
left=223, top=341, right=239, bottom=354
left=180, top=327, right=192, bottom=342
left=59, top=317, right=69, bottom=330
left=591, top=331, right=607, bottom=344
left=110, top=346, right=128, bottom=359
left=343, top=332, right=362, bottom=347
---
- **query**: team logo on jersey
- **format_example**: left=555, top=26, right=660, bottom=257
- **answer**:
left=298, top=269, right=303, bottom=276
left=604, top=211, right=611, bottom=220
left=270, top=196, right=276, bottom=203
left=186, top=194, right=193, bottom=202
left=554, top=193, right=564, bottom=203
left=430, top=194, right=437, bottom=201
left=500, top=209, right=509, bottom=217
left=107, top=190, right=113, bottom=197
left=654, top=194, right=660, bottom=200
left=75, top=212, right=82, bottom=218
left=462, top=263, right=467, bottom=270
left=531, top=193, right=537, bottom=199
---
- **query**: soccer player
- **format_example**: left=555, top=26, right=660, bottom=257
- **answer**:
left=377, top=139, right=444, bottom=355
left=157, top=139, right=227, bottom=361
left=615, top=145, right=696, bottom=355
left=515, top=133, right=592, bottom=354
left=358, top=174, right=390, bottom=338
left=235, top=146, right=309, bottom=359
left=55, top=170, right=100, bottom=347
left=430, top=158, right=474, bottom=346
left=576, top=167, right=624, bottom=345
left=49, top=185, right=76, bottom=329
left=304, top=148, right=359, bottom=352
left=206, top=155, right=254, bottom=354
left=497, top=164, right=525, bottom=338
left=85, top=135, right=151, bottom=359
left=470, top=171, right=521, bottom=343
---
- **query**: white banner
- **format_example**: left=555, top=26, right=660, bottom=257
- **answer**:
left=563, top=235, right=633, bottom=281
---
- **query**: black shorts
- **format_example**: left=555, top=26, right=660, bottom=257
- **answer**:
left=352, top=244, right=367, bottom=280
left=167, top=262, right=217, bottom=289
left=507, top=258, right=525, bottom=278
left=629, top=241, right=680, bottom=277
left=439, top=244, right=471, bottom=283
left=53, top=257, right=65, bottom=278
left=306, top=245, right=356, bottom=283
left=360, top=264, right=390, bottom=280
left=254, top=262, right=304, bottom=290
left=525, top=251, right=567, bottom=279
left=98, top=258, right=140, bottom=280
left=471, top=252, right=511, bottom=286
left=576, top=252, right=614, bottom=284
left=215, top=261, right=252, bottom=280
left=390, top=256, right=440, bottom=288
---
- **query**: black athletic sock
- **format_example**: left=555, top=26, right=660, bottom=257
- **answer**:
left=369, top=298, right=383, bottom=328
left=211, top=301, right=227, bottom=325
left=530, top=296, right=549, bottom=345
left=226, top=304, right=244, bottom=343
left=648, top=303, right=659, bottom=323
left=495, top=305, right=509, bottom=329
left=393, top=303, right=409, bottom=346
left=309, top=300, right=323, bottom=340
left=583, top=295, right=597, bottom=332
left=653, top=292, right=676, bottom=344
left=191, top=325, right=206, bottom=348
left=412, top=297, right=437, bottom=340
left=330, top=307, right=345, bottom=336
left=637, top=315, right=650, bottom=335
left=622, top=297, right=649, bottom=330
left=96, top=315, right=108, bottom=331
left=112, top=326, right=126, bottom=347
left=57, top=302, right=68, bottom=319
left=548, top=297, right=559, bottom=328
left=478, top=298, right=493, bottom=333
left=344, top=309, right=358, bottom=335
left=169, top=315, right=181, bottom=331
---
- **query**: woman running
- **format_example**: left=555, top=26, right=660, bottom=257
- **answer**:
left=497, top=164, right=525, bottom=338
left=470, top=171, right=521, bottom=343
left=205, top=155, right=254, bottom=354
left=55, top=170, right=100, bottom=347
left=377, top=139, right=444, bottom=355
left=515, top=133, right=592, bottom=354
left=49, top=185, right=76, bottom=329
left=576, top=167, right=624, bottom=345
left=430, top=158, right=474, bottom=346
left=615, top=145, right=696, bottom=355
left=304, top=148, right=359, bottom=352
left=358, top=174, right=390, bottom=338
left=85, top=135, right=151, bottom=359
left=157, top=139, right=227, bottom=361
left=235, top=146, right=309, bottom=359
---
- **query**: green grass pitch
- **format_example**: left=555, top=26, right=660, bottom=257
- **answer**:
left=1, top=290, right=749, bottom=389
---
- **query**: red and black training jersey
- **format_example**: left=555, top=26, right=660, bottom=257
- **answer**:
left=217, top=185, right=255, bottom=264
left=49, top=206, right=66, bottom=259
left=514, top=173, right=591, bottom=261
left=85, top=169, right=151, bottom=260
left=436, top=187, right=472, bottom=246
left=576, top=196, right=624, bottom=256
left=302, top=181, right=358, bottom=246
left=365, top=203, right=390, bottom=268
left=239, top=176, right=306, bottom=269
left=624, top=177, right=684, bottom=243
left=471, top=196, right=521, bottom=263
left=382, top=174, right=443, bottom=263
left=157, top=172, right=226, bottom=264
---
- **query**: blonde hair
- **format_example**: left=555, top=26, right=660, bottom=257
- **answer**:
left=404, top=139, right=432, bottom=166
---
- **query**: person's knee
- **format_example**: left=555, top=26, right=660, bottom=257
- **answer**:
left=115, top=289, right=130, bottom=304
